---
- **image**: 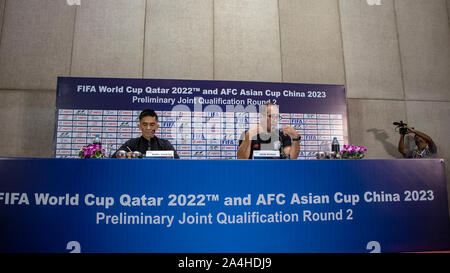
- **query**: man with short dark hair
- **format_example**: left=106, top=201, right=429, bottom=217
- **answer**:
left=398, top=126, right=437, bottom=158
left=112, top=109, right=179, bottom=158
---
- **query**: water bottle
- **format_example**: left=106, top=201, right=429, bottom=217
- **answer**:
left=93, top=134, right=102, bottom=148
left=331, top=137, right=340, bottom=153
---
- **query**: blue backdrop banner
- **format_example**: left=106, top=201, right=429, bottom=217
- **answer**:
left=0, top=158, right=449, bottom=253
left=54, top=77, right=348, bottom=159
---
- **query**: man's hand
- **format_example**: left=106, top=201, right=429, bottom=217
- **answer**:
left=405, top=126, right=415, bottom=134
left=247, top=124, right=264, bottom=140
left=237, top=124, right=261, bottom=159
left=281, top=125, right=300, bottom=159
left=281, top=125, right=299, bottom=138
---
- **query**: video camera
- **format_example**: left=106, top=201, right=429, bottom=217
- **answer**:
left=393, top=121, right=410, bottom=135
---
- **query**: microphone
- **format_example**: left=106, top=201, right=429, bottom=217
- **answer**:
left=154, top=137, right=161, bottom=150
left=271, top=129, right=286, bottom=159
left=148, top=136, right=161, bottom=151
left=278, top=129, right=287, bottom=159
left=148, top=130, right=157, bottom=151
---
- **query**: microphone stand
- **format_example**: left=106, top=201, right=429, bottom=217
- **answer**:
left=279, top=129, right=289, bottom=159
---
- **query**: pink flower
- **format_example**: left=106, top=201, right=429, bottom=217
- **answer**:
left=79, top=144, right=104, bottom=158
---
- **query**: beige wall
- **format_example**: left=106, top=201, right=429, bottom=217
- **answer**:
left=0, top=0, right=449, bottom=178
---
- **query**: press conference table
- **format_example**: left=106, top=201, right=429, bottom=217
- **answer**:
left=0, top=157, right=449, bottom=253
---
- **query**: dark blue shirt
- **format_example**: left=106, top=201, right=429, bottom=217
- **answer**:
left=112, top=136, right=179, bottom=159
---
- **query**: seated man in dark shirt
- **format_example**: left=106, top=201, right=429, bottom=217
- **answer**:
left=112, top=109, right=179, bottom=159
left=237, top=103, right=300, bottom=159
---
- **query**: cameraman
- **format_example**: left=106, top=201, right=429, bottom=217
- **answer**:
left=398, top=126, right=437, bottom=158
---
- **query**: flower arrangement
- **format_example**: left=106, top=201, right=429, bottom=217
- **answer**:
left=78, top=144, right=105, bottom=159
left=339, top=145, right=367, bottom=159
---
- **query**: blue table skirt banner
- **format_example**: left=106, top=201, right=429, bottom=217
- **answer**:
left=0, top=158, right=449, bottom=253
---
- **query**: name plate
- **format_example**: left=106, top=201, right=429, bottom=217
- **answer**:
left=253, top=150, right=280, bottom=159
left=145, top=150, right=174, bottom=159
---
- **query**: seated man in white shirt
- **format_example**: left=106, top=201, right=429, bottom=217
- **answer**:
left=237, top=103, right=300, bottom=159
